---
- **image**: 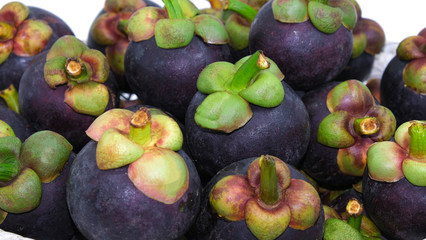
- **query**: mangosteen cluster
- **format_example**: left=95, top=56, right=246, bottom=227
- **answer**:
left=0, top=0, right=425, bottom=240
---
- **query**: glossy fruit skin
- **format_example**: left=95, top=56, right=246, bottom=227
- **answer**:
left=86, top=0, right=160, bottom=93
left=18, top=52, right=119, bottom=152
left=248, top=1, right=353, bottom=91
left=333, top=52, right=375, bottom=82
left=380, top=56, right=426, bottom=126
left=1, top=153, right=77, bottom=240
left=362, top=168, right=426, bottom=240
left=0, top=6, right=74, bottom=90
left=0, top=105, right=33, bottom=141
left=185, top=81, right=310, bottom=184
left=67, top=141, right=201, bottom=240
left=188, top=157, right=324, bottom=240
left=125, top=36, right=232, bottom=123
left=301, top=81, right=361, bottom=189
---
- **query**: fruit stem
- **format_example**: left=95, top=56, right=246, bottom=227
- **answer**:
left=66, top=58, right=83, bottom=77
left=0, top=156, right=20, bottom=183
left=230, top=50, right=270, bottom=93
left=353, top=117, right=379, bottom=136
left=224, top=0, right=257, bottom=23
left=345, top=198, right=363, bottom=232
left=163, top=0, right=184, bottom=19
left=129, top=107, right=152, bottom=145
left=259, top=155, right=279, bottom=205
left=208, top=0, right=222, bottom=9
left=0, top=84, right=20, bottom=114
left=117, top=19, right=129, bottom=36
left=408, top=122, right=426, bottom=160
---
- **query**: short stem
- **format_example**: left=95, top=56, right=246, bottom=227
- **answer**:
left=208, top=0, right=223, bottom=9
left=259, top=155, right=279, bottom=205
left=66, top=58, right=83, bottom=77
left=224, top=0, right=257, bottom=23
left=230, top=50, right=270, bottom=93
left=353, top=117, right=379, bottom=136
left=0, top=84, right=20, bottom=114
left=163, top=0, right=184, bottom=19
left=346, top=198, right=363, bottom=232
left=117, top=19, right=129, bottom=36
left=408, top=122, right=426, bottom=160
left=0, top=156, right=20, bottom=183
left=129, top=107, right=152, bottom=145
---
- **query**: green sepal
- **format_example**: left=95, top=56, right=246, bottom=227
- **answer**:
left=365, top=105, right=396, bottom=142
left=323, top=218, right=364, bottom=240
left=402, top=158, right=426, bottom=186
left=318, top=111, right=355, bottom=148
left=0, top=208, right=6, bottom=224
left=46, top=35, right=87, bottom=61
left=351, top=32, right=367, bottom=58
left=329, top=0, right=357, bottom=30
left=225, top=14, right=250, bottom=50
left=197, top=61, right=236, bottom=94
left=176, top=0, right=200, bottom=18
left=192, top=14, right=229, bottom=44
left=0, top=41, right=13, bottom=65
left=308, top=1, right=343, bottom=34
left=403, top=58, right=426, bottom=93
left=0, top=120, right=15, bottom=138
left=96, top=128, right=145, bottom=170
left=80, top=48, right=110, bottom=83
left=272, top=0, right=309, bottom=23
left=154, top=18, right=195, bottom=49
left=0, top=84, right=20, bottom=114
left=396, top=36, right=426, bottom=61
left=127, top=7, right=166, bottom=42
left=13, top=19, right=53, bottom=57
left=43, top=55, right=68, bottom=88
left=195, top=91, right=253, bottom=133
left=0, top=168, right=41, bottom=214
left=239, top=70, right=284, bottom=108
left=0, top=2, right=29, bottom=26
left=367, top=141, right=406, bottom=182
left=64, top=81, right=110, bottom=117
left=19, top=130, right=73, bottom=183
left=336, top=138, right=372, bottom=176
left=0, top=136, right=21, bottom=160
left=394, top=120, right=426, bottom=150
left=0, top=136, right=21, bottom=182
left=235, top=55, right=285, bottom=81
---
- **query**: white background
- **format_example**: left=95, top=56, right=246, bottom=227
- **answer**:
left=11, top=0, right=426, bottom=44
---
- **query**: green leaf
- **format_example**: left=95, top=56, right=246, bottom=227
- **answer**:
left=239, top=71, right=284, bottom=108
left=195, top=91, right=252, bottom=133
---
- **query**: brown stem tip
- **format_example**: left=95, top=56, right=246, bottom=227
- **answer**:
left=131, top=107, right=151, bottom=128
left=66, top=58, right=83, bottom=77
left=346, top=198, right=363, bottom=217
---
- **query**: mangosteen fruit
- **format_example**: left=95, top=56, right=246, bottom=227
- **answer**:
left=67, top=107, right=201, bottom=240
left=362, top=120, right=426, bottom=240
left=0, top=106, right=32, bottom=142
left=124, top=0, right=232, bottom=122
left=380, top=28, right=426, bottom=126
left=301, top=80, right=396, bottom=189
left=87, top=0, right=160, bottom=93
left=333, top=1, right=385, bottom=82
left=249, top=0, right=356, bottom=91
left=18, top=35, right=119, bottom=151
left=0, top=128, right=76, bottom=240
left=0, top=1, right=74, bottom=90
left=189, top=155, right=324, bottom=239
left=185, top=51, right=310, bottom=183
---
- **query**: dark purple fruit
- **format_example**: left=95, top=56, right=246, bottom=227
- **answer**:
left=249, top=0, right=355, bottom=91
left=0, top=105, right=33, bottom=142
left=0, top=2, right=74, bottom=90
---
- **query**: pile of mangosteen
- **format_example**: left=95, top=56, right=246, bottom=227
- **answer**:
left=0, top=0, right=425, bottom=240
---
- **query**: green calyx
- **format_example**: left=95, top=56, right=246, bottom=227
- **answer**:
left=0, top=137, right=21, bottom=183
left=43, top=35, right=110, bottom=117
left=0, top=120, right=15, bottom=138
left=318, top=80, right=396, bottom=176
left=272, top=0, right=357, bottom=34
left=90, top=107, right=188, bottom=204
left=195, top=51, right=285, bottom=133
left=0, top=84, right=20, bottom=114
left=209, top=155, right=321, bottom=239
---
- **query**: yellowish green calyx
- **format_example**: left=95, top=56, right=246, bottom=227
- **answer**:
left=0, top=84, right=21, bottom=114
left=0, top=120, right=15, bottom=138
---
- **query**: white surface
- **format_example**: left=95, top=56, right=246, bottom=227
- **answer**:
left=9, top=0, right=426, bottom=44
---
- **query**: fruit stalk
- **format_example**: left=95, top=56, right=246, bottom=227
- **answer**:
left=345, top=198, right=363, bottom=231
left=129, top=107, right=152, bottom=145
left=408, top=122, right=426, bottom=159
left=353, top=117, right=379, bottom=136
left=0, top=84, right=20, bottom=114
left=163, top=0, right=184, bottom=19
left=224, top=0, right=257, bottom=23
left=259, top=155, right=279, bottom=205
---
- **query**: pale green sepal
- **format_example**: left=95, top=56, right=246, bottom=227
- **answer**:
left=193, top=14, right=229, bottom=44
left=80, top=48, right=110, bottom=83
left=46, top=35, right=87, bottom=61
left=64, top=81, right=109, bottom=117
left=154, top=19, right=195, bottom=49
left=367, top=141, right=405, bottom=182
left=239, top=71, right=284, bottom=108
left=403, top=58, right=426, bottom=93
left=317, top=111, right=355, bottom=148
left=195, top=91, right=253, bottom=133
left=324, top=218, right=364, bottom=240
left=395, top=120, right=426, bottom=150
left=43, top=55, right=68, bottom=89
left=402, top=158, right=426, bottom=186
left=272, top=0, right=309, bottom=23
left=196, top=61, right=236, bottom=94
left=308, top=1, right=343, bottom=34
left=225, top=14, right=250, bottom=51
left=235, top=55, right=284, bottom=81
left=329, top=0, right=357, bottom=30
left=177, top=0, right=200, bottom=18
left=0, top=136, right=21, bottom=160
left=0, top=120, right=15, bottom=138
left=127, top=7, right=165, bottom=42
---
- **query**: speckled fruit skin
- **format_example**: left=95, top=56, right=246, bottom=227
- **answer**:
left=66, top=141, right=202, bottom=240
left=1, top=153, right=77, bottom=240
left=18, top=52, right=119, bottom=152
left=188, top=157, right=324, bottom=240
left=380, top=56, right=426, bottom=126
left=0, top=6, right=74, bottom=90
left=248, top=1, right=353, bottom=91
left=333, top=52, right=375, bottom=82
left=301, top=81, right=361, bottom=189
left=362, top=168, right=426, bottom=240
left=125, top=36, right=232, bottom=123
left=0, top=105, right=33, bottom=141
left=185, top=81, right=310, bottom=184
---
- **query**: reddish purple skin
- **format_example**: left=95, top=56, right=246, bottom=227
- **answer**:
left=125, top=36, right=232, bottom=123
left=184, top=81, right=310, bottom=184
left=0, top=105, right=33, bottom=142
left=248, top=1, right=353, bottom=91
left=380, top=56, right=426, bottom=126
left=333, top=52, right=375, bottom=82
left=187, top=157, right=325, bottom=240
left=301, top=81, right=362, bottom=189
left=67, top=141, right=202, bottom=240
left=362, top=168, right=426, bottom=240
left=1, top=153, right=77, bottom=240
left=0, top=6, right=74, bottom=90
left=18, top=52, right=119, bottom=152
